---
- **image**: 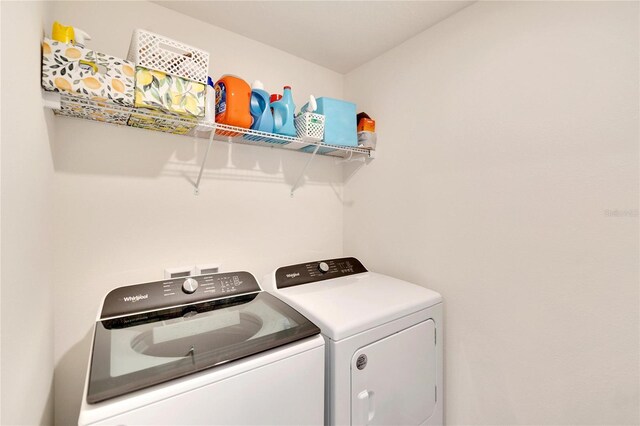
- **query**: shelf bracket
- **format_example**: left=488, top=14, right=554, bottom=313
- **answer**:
left=42, top=90, right=61, bottom=109
left=334, top=150, right=367, bottom=164
left=290, top=143, right=321, bottom=197
left=194, top=131, right=214, bottom=195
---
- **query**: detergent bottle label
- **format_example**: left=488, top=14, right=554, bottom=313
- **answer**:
left=215, top=82, right=226, bottom=116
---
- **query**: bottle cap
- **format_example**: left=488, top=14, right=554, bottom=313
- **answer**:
left=252, top=80, right=264, bottom=90
left=73, top=28, right=92, bottom=47
left=307, top=95, right=317, bottom=113
left=284, top=86, right=291, bottom=90
left=270, top=94, right=282, bottom=103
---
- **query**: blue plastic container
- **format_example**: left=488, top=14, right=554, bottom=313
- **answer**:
left=302, top=97, right=357, bottom=146
left=249, top=80, right=274, bottom=133
left=271, top=86, right=296, bottom=137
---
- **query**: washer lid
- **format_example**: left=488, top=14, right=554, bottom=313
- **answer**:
left=87, top=292, right=320, bottom=404
left=274, top=271, right=442, bottom=341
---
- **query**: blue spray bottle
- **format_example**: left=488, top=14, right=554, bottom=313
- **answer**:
left=271, top=86, right=296, bottom=137
left=249, top=80, right=274, bottom=133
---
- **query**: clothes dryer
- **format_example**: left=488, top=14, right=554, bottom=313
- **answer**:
left=263, top=257, right=443, bottom=425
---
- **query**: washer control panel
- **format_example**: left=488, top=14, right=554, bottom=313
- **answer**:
left=275, top=257, right=368, bottom=289
left=101, top=271, right=260, bottom=319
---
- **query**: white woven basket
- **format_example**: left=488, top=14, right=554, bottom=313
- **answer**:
left=295, top=112, right=325, bottom=142
left=127, top=29, right=209, bottom=84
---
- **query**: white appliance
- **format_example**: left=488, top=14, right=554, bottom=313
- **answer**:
left=262, top=257, right=443, bottom=426
left=79, top=271, right=325, bottom=425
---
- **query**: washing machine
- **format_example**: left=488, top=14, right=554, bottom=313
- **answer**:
left=262, top=257, right=443, bottom=426
left=79, top=271, right=325, bottom=425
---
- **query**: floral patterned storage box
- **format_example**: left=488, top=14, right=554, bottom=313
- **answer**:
left=41, top=38, right=135, bottom=106
left=134, top=67, right=205, bottom=117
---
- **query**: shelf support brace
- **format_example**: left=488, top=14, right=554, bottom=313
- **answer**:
left=42, top=90, right=61, bottom=109
left=194, top=131, right=214, bottom=195
left=290, top=143, right=321, bottom=197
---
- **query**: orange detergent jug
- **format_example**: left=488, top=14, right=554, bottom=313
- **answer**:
left=214, top=75, right=252, bottom=131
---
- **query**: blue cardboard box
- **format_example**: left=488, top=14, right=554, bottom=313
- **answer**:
left=303, top=97, right=357, bottom=147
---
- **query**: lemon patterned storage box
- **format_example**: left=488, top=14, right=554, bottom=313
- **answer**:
left=41, top=38, right=135, bottom=107
left=133, top=67, right=205, bottom=117
left=54, top=96, right=131, bottom=125
left=127, top=113, right=197, bottom=135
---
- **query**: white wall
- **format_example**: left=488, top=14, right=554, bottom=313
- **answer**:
left=49, top=2, right=345, bottom=424
left=1, top=1, right=54, bottom=425
left=3, top=2, right=637, bottom=425
left=344, top=2, right=639, bottom=424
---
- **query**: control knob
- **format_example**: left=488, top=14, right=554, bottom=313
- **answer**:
left=182, top=278, right=198, bottom=294
left=318, top=262, right=330, bottom=273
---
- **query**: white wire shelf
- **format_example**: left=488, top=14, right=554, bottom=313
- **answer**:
left=42, top=91, right=374, bottom=195
left=43, top=92, right=375, bottom=160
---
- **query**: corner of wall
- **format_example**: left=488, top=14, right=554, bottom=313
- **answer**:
left=1, top=1, right=55, bottom=424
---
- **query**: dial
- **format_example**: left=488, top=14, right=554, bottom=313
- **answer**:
left=318, top=262, right=330, bottom=273
left=182, top=278, right=198, bottom=294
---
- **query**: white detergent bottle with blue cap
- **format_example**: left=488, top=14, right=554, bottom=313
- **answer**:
left=250, top=80, right=274, bottom=133
left=271, top=86, right=296, bottom=137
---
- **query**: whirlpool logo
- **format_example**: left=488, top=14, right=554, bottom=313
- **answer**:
left=286, top=273, right=300, bottom=278
left=123, top=294, right=148, bottom=303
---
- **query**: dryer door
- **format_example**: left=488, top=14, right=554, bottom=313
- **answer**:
left=351, top=320, right=436, bottom=426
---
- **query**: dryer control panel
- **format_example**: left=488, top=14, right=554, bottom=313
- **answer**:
left=100, top=271, right=261, bottom=319
left=275, top=257, right=368, bottom=289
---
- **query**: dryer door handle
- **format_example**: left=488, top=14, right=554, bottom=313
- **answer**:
left=357, top=390, right=376, bottom=425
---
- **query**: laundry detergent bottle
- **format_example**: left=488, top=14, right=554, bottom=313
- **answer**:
left=214, top=75, right=252, bottom=129
left=249, top=80, right=274, bottom=133
left=271, top=86, right=296, bottom=137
